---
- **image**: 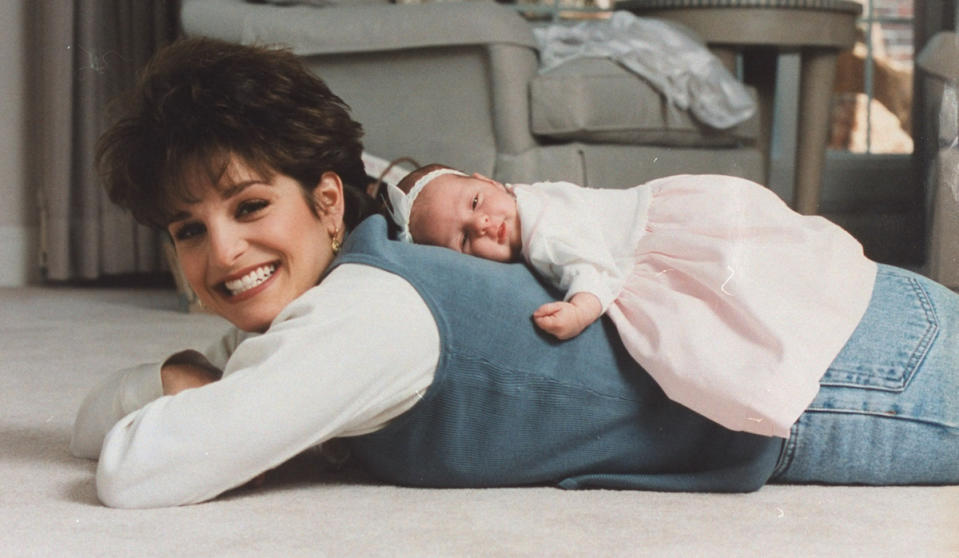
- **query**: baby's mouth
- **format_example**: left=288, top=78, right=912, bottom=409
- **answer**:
left=223, top=263, right=277, bottom=296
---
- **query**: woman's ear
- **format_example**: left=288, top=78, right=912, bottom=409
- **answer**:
left=313, top=171, right=345, bottom=227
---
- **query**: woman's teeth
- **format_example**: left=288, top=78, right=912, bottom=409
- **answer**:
left=224, top=264, right=276, bottom=295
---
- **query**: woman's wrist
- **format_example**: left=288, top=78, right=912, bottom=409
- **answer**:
left=161, top=350, right=222, bottom=395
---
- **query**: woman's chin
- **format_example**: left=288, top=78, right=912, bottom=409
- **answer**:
left=205, top=292, right=285, bottom=333
left=228, top=310, right=277, bottom=333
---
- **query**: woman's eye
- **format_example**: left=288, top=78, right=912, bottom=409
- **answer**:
left=237, top=199, right=268, bottom=217
left=471, top=194, right=479, bottom=210
left=173, top=222, right=205, bottom=241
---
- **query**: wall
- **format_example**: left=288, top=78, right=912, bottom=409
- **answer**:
left=0, top=0, right=36, bottom=285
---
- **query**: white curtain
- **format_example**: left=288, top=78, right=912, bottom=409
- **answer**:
left=30, top=0, right=179, bottom=281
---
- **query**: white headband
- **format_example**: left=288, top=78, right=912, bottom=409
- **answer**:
left=386, top=168, right=467, bottom=243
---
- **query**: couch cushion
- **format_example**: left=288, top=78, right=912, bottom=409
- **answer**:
left=182, top=0, right=536, bottom=55
left=530, top=58, right=758, bottom=147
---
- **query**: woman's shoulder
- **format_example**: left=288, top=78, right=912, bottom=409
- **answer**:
left=269, top=263, right=431, bottom=341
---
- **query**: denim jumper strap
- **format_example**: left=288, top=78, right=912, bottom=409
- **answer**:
left=332, top=216, right=784, bottom=492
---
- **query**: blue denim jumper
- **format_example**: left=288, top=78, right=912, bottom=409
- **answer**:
left=333, top=216, right=784, bottom=492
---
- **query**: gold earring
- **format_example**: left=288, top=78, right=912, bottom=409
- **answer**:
left=330, top=226, right=342, bottom=255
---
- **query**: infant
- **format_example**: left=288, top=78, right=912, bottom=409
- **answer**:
left=385, top=164, right=876, bottom=438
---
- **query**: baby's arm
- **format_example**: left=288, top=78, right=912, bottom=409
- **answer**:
left=515, top=181, right=623, bottom=341
left=532, top=292, right=603, bottom=340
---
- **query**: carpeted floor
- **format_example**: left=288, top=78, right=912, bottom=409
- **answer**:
left=2, top=286, right=957, bottom=557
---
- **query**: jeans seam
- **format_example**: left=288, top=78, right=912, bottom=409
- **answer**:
left=771, top=421, right=799, bottom=479
left=802, top=406, right=959, bottom=430
left=903, top=276, right=940, bottom=392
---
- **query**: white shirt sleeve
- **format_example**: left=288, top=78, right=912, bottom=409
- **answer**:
left=513, top=182, right=624, bottom=310
left=69, top=328, right=254, bottom=461
left=76, top=264, right=438, bottom=508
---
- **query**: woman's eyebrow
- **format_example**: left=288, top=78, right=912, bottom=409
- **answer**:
left=219, top=180, right=261, bottom=199
left=167, top=210, right=191, bottom=224
left=166, top=181, right=263, bottom=225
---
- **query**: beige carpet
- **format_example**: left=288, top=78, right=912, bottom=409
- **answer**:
left=2, top=286, right=957, bottom=557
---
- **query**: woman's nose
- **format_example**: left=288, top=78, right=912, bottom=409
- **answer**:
left=208, top=225, right=247, bottom=267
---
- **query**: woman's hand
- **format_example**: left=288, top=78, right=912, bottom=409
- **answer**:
left=533, top=292, right=603, bottom=340
left=161, top=350, right=223, bottom=395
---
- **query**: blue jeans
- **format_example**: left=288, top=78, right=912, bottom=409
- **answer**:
left=772, top=264, right=959, bottom=484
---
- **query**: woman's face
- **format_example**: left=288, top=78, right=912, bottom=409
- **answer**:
left=167, top=158, right=344, bottom=332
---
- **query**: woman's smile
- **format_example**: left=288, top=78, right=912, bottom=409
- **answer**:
left=221, top=262, right=279, bottom=298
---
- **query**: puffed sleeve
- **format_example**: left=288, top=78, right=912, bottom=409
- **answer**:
left=514, top=182, right=625, bottom=310
left=89, top=264, right=438, bottom=508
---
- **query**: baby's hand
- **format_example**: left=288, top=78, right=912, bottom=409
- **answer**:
left=532, top=293, right=603, bottom=340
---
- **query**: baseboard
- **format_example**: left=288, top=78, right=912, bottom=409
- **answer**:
left=0, top=224, right=38, bottom=286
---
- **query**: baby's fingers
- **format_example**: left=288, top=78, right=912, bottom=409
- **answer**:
left=533, top=301, right=565, bottom=318
left=533, top=313, right=563, bottom=335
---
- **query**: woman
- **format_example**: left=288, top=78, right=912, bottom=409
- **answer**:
left=72, top=38, right=959, bottom=509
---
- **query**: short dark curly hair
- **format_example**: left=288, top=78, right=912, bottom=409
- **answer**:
left=96, top=37, right=376, bottom=230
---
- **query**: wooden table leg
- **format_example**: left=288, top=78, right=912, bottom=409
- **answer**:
left=795, top=48, right=839, bottom=214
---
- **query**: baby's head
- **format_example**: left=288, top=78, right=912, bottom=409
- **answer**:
left=387, top=164, right=522, bottom=262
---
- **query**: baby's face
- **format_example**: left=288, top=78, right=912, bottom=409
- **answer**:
left=409, top=174, right=521, bottom=262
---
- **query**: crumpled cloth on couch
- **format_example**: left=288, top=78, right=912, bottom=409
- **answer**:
left=533, top=11, right=756, bottom=129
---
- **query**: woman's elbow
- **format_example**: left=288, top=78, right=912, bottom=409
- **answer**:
left=95, top=469, right=190, bottom=509
left=95, top=462, right=155, bottom=509
left=94, top=460, right=221, bottom=509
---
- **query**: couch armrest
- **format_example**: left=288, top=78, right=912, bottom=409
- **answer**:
left=181, top=0, right=537, bottom=55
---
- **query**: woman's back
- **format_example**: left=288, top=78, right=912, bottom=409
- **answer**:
left=338, top=216, right=784, bottom=492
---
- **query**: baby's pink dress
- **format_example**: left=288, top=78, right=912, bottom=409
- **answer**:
left=513, top=175, right=877, bottom=438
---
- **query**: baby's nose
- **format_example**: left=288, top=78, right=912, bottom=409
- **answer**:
left=469, top=214, right=491, bottom=234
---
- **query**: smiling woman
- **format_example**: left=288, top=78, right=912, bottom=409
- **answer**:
left=72, top=37, right=959, bottom=509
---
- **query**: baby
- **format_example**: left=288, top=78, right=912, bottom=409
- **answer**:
left=390, top=164, right=603, bottom=340
left=386, top=164, right=877, bottom=438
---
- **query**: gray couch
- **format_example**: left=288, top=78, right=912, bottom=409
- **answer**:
left=180, top=0, right=763, bottom=189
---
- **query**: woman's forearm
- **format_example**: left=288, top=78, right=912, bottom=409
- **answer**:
left=91, top=266, right=437, bottom=509
left=161, top=350, right=223, bottom=395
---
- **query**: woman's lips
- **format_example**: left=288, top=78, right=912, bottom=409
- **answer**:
left=221, top=263, right=278, bottom=297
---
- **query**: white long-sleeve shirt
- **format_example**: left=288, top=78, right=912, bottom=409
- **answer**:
left=71, top=264, right=439, bottom=508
